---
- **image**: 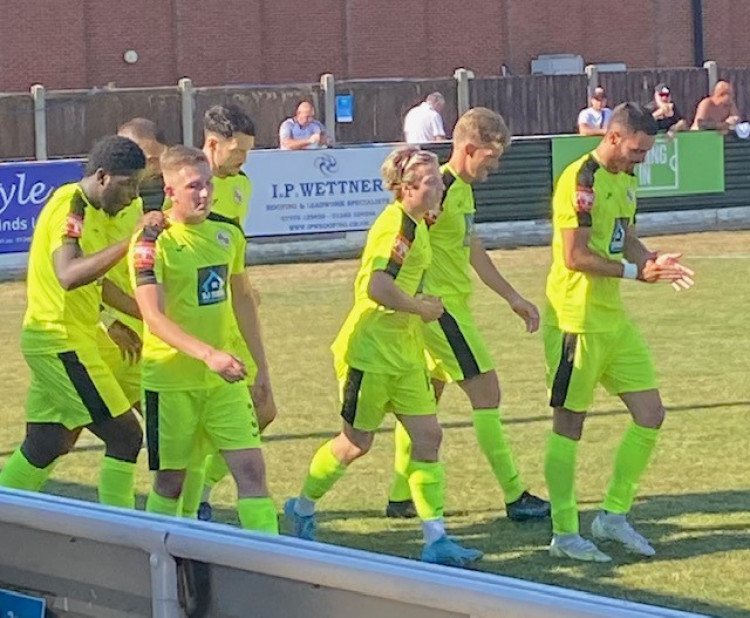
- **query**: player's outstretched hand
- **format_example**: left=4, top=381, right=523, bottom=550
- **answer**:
left=204, top=349, right=247, bottom=382
left=509, top=295, right=540, bottom=333
left=108, top=320, right=142, bottom=364
left=640, top=253, right=695, bottom=291
left=417, top=295, right=445, bottom=323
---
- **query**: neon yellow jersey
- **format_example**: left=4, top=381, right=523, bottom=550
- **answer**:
left=22, top=183, right=120, bottom=354
left=331, top=201, right=431, bottom=374
left=103, top=197, right=144, bottom=334
left=423, top=164, right=475, bottom=302
left=545, top=152, right=637, bottom=333
left=129, top=213, right=246, bottom=391
left=211, top=172, right=252, bottom=226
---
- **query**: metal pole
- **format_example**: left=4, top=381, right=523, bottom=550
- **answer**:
left=150, top=551, right=182, bottom=618
left=320, top=73, right=336, bottom=146
left=453, top=68, right=473, bottom=116
left=703, top=60, right=718, bottom=92
left=585, top=64, right=599, bottom=99
left=31, top=84, right=47, bottom=161
left=178, top=77, right=194, bottom=147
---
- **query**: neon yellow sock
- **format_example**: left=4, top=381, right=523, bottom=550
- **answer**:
left=602, top=422, right=659, bottom=514
left=146, top=490, right=180, bottom=516
left=473, top=408, right=525, bottom=503
left=237, top=497, right=279, bottom=534
left=301, top=441, right=347, bottom=501
left=407, top=461, right=445, bottom=521
left=98, top=457, right=136, bottom=508
left=388, top=420, right=413, bottom=502
left=180, top=463, right=207, bottom=518
left=205, top=453, right=230, bottom=487
left=0, top=449, right=50, bottom=491
left=544, top=432, right=579, bottom=535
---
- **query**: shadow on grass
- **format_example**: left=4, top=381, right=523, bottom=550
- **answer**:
left=4, top=399, right=748, bottom=458
left=282, top=488, right=750, bottom=618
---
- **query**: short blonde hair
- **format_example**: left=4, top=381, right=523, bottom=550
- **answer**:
left=159, top=145, right=208, bottom=175
left=381, top=146, right=439, bottom=199
left=453, top=107, right=512, bottom=152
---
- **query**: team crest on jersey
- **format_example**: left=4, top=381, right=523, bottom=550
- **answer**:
left=626, top=187, right=636, bottom=204
left=216, top=230, right=231, bottom=247
left=234, top=188, right=243, bottom=204
left=575, top=186, right=595, bottom=213
left=609, top=217, right=628, bottom=254
left=65, top=213, right=83, bottom=239
left=390, top=233, right=412, bottom=265
left=133, top=239, right=156, bottom=269
left=197, top=264, right=229, bottom=305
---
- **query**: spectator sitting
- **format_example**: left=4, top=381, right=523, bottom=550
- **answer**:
left=577, top=86, right=612, bottom=136
left=645, top=83, right=688, bottom=137
left=403, top=92, right=447, bottom=143
left=279, top=101, right=328, bottom=150
left=691, top=80, right=741, bottom=135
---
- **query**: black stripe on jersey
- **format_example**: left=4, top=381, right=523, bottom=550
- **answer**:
left=70, top=189, right=87, bottom=217
left=437, top=311, right=482, bottom=380
left=340, top=368, right=365, bottom=426
left=57, top=351, right=114, bottom=424
left=550, top=333, right=578, bottom=408
left=384, top=212, right=417, bottom=278
left=575, top=156, right=600, bottom=228
left=207, top=211, right=244, bottom=234
left=144, top=390, right=160, bottom=471
left=134, top=225, right=163, bottom=287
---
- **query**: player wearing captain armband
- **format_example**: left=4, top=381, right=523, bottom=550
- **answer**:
left=130, top=146, right=277, bottom=533
left=542, top=102, right=694, bottom=562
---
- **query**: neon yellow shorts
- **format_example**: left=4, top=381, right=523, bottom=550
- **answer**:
left=97, top=326, right=141, bottom=406
left=24, top=348, right=132, bottom=430
left=143, top=382, right=260, bottom=471
left=543, top=320, right=658, bottom=412
left=336, top=361, right=436, bottom=432
left=423, top=300, right=494, bottom=383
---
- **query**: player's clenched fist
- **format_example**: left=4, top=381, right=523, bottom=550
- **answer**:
left=417, top=295, right=445, bottom=322
left=203, top=349, right=247, bottom=382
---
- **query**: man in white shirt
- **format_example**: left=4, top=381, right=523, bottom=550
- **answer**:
left=279, top=101, right=329, bottom=150
left=403, top=92, right=447, bottom=143
left=577, top=86, right=613, bottom=136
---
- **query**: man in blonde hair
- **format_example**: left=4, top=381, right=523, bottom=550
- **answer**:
left=285, top=146, right=482, bottom=567
left=130, top=145, right=277, bottom=533
left=385, top=107, right=550, bottom=522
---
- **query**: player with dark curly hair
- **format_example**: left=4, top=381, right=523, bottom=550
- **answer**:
left=0, top=135, right=162, bottom=508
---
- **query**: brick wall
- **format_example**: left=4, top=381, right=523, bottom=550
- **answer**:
left=0, top=1, right=744, bottom=92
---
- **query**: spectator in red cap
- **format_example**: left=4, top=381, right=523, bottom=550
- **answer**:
left=645, top=83, right=688, bottom=138
left=577, top=86, right=612, bottom=136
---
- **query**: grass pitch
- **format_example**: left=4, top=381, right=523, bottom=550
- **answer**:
left=1, top=230, right=749, bottom=617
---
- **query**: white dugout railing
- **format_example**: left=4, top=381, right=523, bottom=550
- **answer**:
left=0, top=489, right=707, bottom=618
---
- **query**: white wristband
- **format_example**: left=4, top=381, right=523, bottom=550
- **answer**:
left=622, top=262, right=638, bottom=280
